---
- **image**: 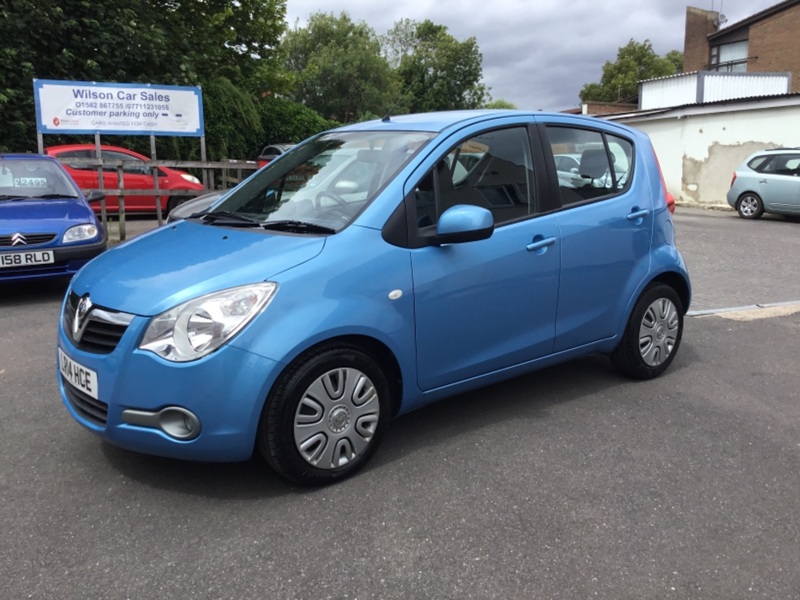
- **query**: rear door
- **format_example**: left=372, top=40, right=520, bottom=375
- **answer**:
left=540, top=122, right=652, bottom=352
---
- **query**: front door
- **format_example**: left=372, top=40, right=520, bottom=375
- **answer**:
left=409, top=126, right=561, bottom=391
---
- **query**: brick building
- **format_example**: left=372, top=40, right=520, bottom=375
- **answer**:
left=683, top=0, right=800, bottom=93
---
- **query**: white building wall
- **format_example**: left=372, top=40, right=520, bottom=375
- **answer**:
left=614, top=103, right=800, bottom=206
left=639, top=72, right=791, bottom=111
left=640, top=75, right=698, bottom=110
left=703, top=74, right=791, bottom=102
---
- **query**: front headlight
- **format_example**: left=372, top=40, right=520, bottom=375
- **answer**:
left=180, top=173, right=201, bottom=185
left=63, top=224, right=99, bottom=243
left=139, top=283, right=277, bottom=362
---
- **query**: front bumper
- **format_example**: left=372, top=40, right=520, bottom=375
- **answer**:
left=1, top=238, right=107, bottom=281
left=57, top=312, right=282, bottom=462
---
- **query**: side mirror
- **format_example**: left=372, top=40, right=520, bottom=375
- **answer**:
left=85, top=191, right=105, bottom=203
left=434, top=205, right=494, bottom=245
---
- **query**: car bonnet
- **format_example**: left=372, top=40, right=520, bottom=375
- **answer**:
left=69, top=221, right=326, bottom=316
left=0, top=197, right=95, bottom=235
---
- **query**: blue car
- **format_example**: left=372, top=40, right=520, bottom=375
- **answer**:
left=56, top=111, right=691, bottom=485
left=1, top=154, right=106, bottom=282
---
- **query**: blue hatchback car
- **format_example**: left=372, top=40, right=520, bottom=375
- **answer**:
left=57, top=111, right=690, bottom=485
left=1, top=154, right=106, bottom=282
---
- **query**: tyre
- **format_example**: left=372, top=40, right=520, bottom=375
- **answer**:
left=611, top=283, right=683, bottom=380
left=258, top=344, right=390, bottom=486
left=736, top=192, right=764, bottom=219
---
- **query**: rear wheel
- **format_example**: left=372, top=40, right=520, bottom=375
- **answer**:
left=611, top=284, right=683, bottom=380
left=736, top=192, right=764, bottom=219
left=258, top=344, right=390, bottom=486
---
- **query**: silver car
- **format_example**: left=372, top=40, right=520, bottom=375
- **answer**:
left=727, top=148, right=800, bottom=219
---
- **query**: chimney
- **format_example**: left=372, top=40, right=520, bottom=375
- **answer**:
left=683, top=6, right=719, bottom=72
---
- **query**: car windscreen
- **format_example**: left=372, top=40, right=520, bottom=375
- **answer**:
left=0, top=159, right=81, bottom=199
left=212, top=130, right=435, bottom=233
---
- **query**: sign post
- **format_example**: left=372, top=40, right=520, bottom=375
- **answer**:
left=33, top=79, right=205, bottom=236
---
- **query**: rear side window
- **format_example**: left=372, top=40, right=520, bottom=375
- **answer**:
left=750, top=154, right=800, bottom=176
left=545, top=126, right=634, bottom=206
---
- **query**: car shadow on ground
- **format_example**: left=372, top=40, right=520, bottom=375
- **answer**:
left=97, top=346, right=695, bottom=499
left=0, top=277, right=70, bottom=306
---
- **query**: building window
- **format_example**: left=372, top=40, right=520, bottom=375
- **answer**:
left=710, top=40, right=749, bottom=72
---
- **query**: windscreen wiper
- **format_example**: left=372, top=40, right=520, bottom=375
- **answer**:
left=30, top=194, right=80, bottom=199
left=201, top=211, right=264, bottom=227
left=261, top=220, right=336, bottom=234
left=0, top=195, right=26, bottom=201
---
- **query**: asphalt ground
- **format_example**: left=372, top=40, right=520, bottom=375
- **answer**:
left=1, top=206, right=799, bottom=599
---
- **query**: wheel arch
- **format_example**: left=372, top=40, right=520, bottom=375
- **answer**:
left=269, top=334, right=404, bottom=419
left=649, top=271, right=691, bottom=315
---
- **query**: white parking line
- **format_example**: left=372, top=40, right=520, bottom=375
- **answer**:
left=688, top=300, right=800, bottom=321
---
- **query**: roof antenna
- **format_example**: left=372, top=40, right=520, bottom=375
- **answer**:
left=381, top=82, right=415, bottom=122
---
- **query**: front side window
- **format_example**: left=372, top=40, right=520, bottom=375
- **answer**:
left=213, top=131, right=434, bottom=233
left=414, top=127, right=536, bottom=230
left=545, top=126, right=634, bottom=206
left=102, top=151, right=149, bottom=175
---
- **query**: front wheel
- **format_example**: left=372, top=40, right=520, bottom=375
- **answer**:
left=736, top=192, right=764, bottom=219
left=611, top=284, right=683, bottom=380
left=258, top=344, right=391, bottom=486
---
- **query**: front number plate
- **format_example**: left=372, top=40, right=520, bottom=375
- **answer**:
left=0, top=250, right=55, bottom=269
left=58, top=348, right=99, bottom=400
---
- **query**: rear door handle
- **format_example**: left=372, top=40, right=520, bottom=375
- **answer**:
left=626, top=209, right=650, bottom=221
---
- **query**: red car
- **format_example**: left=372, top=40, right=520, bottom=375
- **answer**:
left=46, top=144, right=204, bottom=214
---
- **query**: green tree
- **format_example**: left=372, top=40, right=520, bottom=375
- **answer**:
left=0, top=0, right=288, bottom=156
left=282, top=12, right=400, bottom=122
left=394, top=20, right=487, bottom=113
left=485, top=99, right=517, bottom=109
left=580, top=40, right=683, bottom=103
left=257, top=96, right=339, bottom=147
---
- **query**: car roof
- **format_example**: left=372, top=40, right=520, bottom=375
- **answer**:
left=261, top=143, right=293, bottom=152
left=45, top=143, right=146, bottom=155
left=0, top=153, right=60, bottom=163
left=334, top=110, right=596, bottom=134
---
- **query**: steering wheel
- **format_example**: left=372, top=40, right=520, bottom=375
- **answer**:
left=314, top=190, right=349, bottom=210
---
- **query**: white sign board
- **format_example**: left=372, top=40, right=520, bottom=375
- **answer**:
left=34, top=79, right=204, bottom=137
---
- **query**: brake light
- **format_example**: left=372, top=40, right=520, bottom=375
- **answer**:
left=652, top=144, right=675, bottom=214
left=730, top=172, right=737, bottom=188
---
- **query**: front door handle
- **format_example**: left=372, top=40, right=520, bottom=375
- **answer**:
left=527, top=236, right=557, bottom=253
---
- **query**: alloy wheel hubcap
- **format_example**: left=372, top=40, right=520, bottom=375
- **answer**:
left=638, top=298, right=679, bottom=367
left=293, top=367, right=380, bottom=469
left=740, top=197, right=758, bottom=216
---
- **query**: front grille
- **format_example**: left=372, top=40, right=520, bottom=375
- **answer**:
left=0, top=233, right=57, bottom=247
left=63, top=380, right=108, bottom=426
left=63, top=292, right=134, bottom=354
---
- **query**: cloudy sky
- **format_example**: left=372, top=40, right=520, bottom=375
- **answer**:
left=284, top=0, right=780, bottom=111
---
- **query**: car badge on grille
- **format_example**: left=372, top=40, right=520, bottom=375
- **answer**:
left=11, top=233, right=27, bottom=246
left=73, top=295, right=94, bottom=341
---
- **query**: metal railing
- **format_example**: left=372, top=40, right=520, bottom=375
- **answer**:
left=55, top=157, right=261, bottom=240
